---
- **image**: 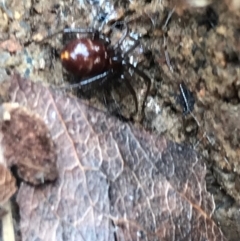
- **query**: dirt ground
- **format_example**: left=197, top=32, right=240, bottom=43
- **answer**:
left=0, top=0, right=240, bottom=240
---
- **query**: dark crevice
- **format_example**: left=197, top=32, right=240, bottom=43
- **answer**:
left=224, top=51, right=240, bottom=65
left=198, top=7, right=218, bottom=30
left=112, top=220, right=118, bottom=241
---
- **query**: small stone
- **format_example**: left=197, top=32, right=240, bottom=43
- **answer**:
left=14, top=11, right=21, bottom=20
left=32, top=33, right=44, bottom=42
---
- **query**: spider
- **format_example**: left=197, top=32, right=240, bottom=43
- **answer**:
left=52, top=21, right=151, bottom=118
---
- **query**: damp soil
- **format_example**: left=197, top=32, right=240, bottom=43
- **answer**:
left=0, top=0, right=240, bottom=240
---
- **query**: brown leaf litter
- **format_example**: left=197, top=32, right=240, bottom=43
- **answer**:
left=0, top=74, right=227, bottom=241
left=0, top=103, right=57, bottom=185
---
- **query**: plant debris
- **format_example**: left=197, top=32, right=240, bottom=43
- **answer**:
left=0, top=103, right=58, bottom=185
left=0, top=74, right=227, bottom=241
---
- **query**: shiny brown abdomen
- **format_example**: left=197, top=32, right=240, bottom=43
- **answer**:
left=60, top=38, right=110, bottom=78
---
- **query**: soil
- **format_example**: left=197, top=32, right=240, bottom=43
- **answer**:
left=0, top=0, right=240, bottom=240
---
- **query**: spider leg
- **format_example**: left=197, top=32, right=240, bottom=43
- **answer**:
left=162, top=7, right=175, bottom=30
left=111, top=21, right=129, bottom=50
left=102, top=86, right=134, bottom=122
left=100, top=76, right=133, bottom=121
left=63, top=27, right=97, bottom=34
left=63, top=27, right=111, bottom=43
left=102, top=87, right=121, bottom=114
left=38, top=28, right=65, bottom=43
left=80, top=72, right=109, bottom=86
left=125, top=63, right=151, bottom=113
left=121, top=73, right=138, bottom=116
left=123, top=36, right=140, bottom=57
left=63, top=27, right=99, bottom=41
left=101, top=89, right=109, bottom=108
left=59, top=71, right=111, bottom=90
left=39, top=27, right=99, bottom=44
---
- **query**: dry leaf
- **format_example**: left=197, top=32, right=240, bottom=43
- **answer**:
left=0, top=163, right=16, bottom=208
left=1, top=75, right=227, bottom=241
left=0, top=136, right=16, bottom=218
left=0, top=103, right=57, bottom=185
